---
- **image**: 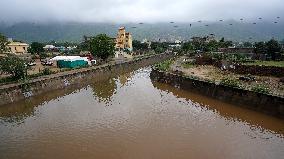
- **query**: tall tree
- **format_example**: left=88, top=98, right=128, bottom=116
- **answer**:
left=0, top=33, right=9, bottom=53
left=266, top=39, right=281, bottom=60
left=28, top=42, right=45, bottom=54
left=89, top=34, right=115, bottom=60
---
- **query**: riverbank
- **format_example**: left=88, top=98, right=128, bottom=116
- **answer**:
left=0, top=52, right=175, bottom=106
left=150, top=58, right=284, bottom=118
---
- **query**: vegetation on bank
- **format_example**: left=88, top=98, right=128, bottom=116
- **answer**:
left=154, top=59, right=174, bottom=71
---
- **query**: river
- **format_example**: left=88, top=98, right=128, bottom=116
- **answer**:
left=0, top=67, right=284, bottom=159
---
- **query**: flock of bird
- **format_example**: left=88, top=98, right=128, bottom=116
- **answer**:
left=129, top=17, right=281, bottom=29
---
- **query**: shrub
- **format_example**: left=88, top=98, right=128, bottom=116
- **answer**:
left=252, top=84, right=270, bottom=94
left=42, top=68, right=53, bottom=75
left=154, top=59, right=173, bottom=71
left=220, top=77, right=241, bottom=88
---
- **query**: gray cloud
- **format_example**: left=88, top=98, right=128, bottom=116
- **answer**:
left=0, top=0, right=283, bottom=23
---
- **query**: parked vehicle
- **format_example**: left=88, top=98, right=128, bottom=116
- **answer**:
left=41, top=59, right=53, bottom=66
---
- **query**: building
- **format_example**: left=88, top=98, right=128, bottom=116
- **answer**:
left=114, top=27, right=133, bottom=59
left=7, top=42, right=29, bottom=54
left=115, top=27, right=133, bottom=52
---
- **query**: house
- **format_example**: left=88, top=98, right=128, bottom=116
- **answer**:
left=7, top=42, right=29, bottom=54
left=115, top=27, right=133, bottom=52
left=114, top=27, right=133, bottom=59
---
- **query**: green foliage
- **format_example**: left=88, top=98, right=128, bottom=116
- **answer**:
left=28, top=42, right=45, bottom=54
left=0, top=55, right=27, bottom=80
left=205, top=40, right=219, bottom=52
left=154, top=59, right=173, bottom=71
left=252, top=84, right=270, bottom=94
left=181, top=42, right=194, bottom=52
left=243, top=42, right=253, bottom=48
left=220, top=77, right=241, bottom=88
left=254, top=42, right=267, bottom=54
left=151, top=42, right=168, bottom=53
left=89, top=34, right=115, bottom=60
left=0, top=76, right=17, bottom=84
left=132, top=40, right=148, bottom=51
left=0, top=33, right=9, bottom=53
left=266, top=39, right=281, bottom=60
left=254, top=39, right=281, bottom=60
left=42, top=68, right=53, bottom=75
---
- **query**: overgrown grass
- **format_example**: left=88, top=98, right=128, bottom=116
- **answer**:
left=154, top=59, right=173, bottom=71
left=220, top=77, right=241, bottom=88
left=251, top=84, right=270, bottom=94
left=243, top=61, right=284, bottom=67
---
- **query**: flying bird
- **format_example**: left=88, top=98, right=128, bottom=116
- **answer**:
left=170, top=22, right=174, bottom=23
left=205, top=24, right=209, bottom=26
left=174, top=26, right=179, bottom=28
left=277, top=17, right=280, bottom=19
left=139, top=23, right=144, bottom=25
left=274, top=22, right=278, bottom=24
left=198, top=20, right=202, bottom=23
left=219, top=20, right=223, bottom=22
left=258, top=18, right=262, bottom=20
left=240, top=18, right=244, bottom=21
left=229, top=24, right=233, bottom=25
left=190, top=24, right=192, bottom=27
left=253, top=22, right=257, bottom=24
left=131, top=27, right=137, bottom=28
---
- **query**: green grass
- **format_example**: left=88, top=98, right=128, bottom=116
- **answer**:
left=243, top=61, right=284, bottom=67
left=182, top=62, right=195, bottom=69
left=155, top=59, right=173, bottom=71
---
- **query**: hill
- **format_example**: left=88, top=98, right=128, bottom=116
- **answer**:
left=0, top=21, right=283, bottom=43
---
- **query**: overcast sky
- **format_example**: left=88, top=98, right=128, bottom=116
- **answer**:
left=0, top=0, right=283, bottom=23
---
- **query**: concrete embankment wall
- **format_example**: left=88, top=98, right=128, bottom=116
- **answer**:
left=150, top=69, right=284, bottom=118
left=0, top=53, right=174, bottom=106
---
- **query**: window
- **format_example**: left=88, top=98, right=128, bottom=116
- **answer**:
left=23, top=47, right=26, bottom=51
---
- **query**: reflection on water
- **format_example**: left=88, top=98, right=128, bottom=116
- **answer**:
left=0, top=67, right=284, bottom=159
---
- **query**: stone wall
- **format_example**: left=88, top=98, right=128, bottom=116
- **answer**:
left=150, top=69, right=284, bottom=118
left=0, top=52, right=174, bottom=106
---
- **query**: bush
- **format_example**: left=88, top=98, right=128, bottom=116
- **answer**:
left=220, top=77, right=241, bottom=88
left=154, top=59, right=173, bottom=71
left=251, top=84, right=270, bottom=94
left=42, top=68, right=53, bottom=75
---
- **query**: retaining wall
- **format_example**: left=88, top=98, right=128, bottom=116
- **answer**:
left=0, top=52, right=174, bottom=106
left=150, top=69, right=284, bottom=118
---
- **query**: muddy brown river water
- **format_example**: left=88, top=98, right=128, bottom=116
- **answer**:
left=0, top=67, right=284, bottom=159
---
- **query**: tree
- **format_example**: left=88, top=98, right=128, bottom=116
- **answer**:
left=182, top=42, right=194, bottom=52
left=89, top=34, right=115, bottom=60
left=0, top=33, right=9, bottom=53
left=151, top=42, right=168, bottom=53
left=132, top=40, right=148, bottom=51
left=0, top=55, right=27, bottom=79
left=243, top=42, right=253, bottom=48
left=254, top=42, right=267, bottom=54
left=266, top=39, right=281, bottom=60
left=205, top=40, right=219, bottom=52
left=28, top=42, right=45, bottom=54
